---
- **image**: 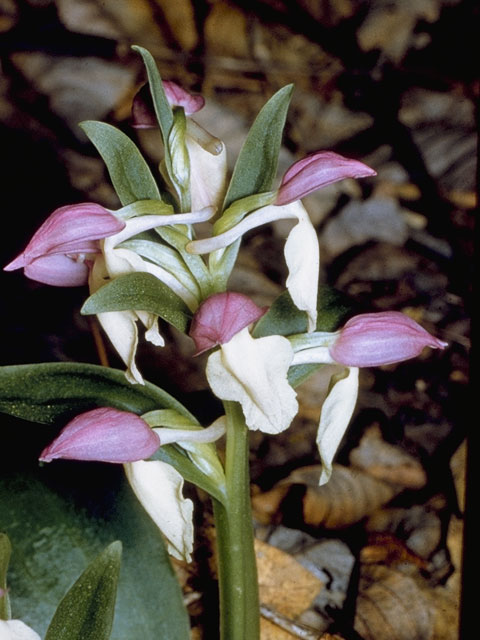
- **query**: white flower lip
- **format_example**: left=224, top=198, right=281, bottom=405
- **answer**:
left=124, top=460, right=194, bottom=562
left=206, top=328, right=298, bottom=434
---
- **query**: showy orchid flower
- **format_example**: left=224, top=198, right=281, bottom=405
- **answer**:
left=191, top=293, right=298, bottom=434
left=187, top=152, right=376, bottom=331
left=88, top=205, right=214, bottom=384
left=4, top=201, right=215, bottom=385
left=39, top=406, right=226, bottom=562
left=289, top=311, right=447, bottom=484
left=290, top=311, right=448, bottom=368
left=3, top=203, right=125, bottom=286
left=132, top=81, right=227, bottom=212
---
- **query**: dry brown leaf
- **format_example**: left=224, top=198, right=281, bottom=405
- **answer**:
left=256, top=538, right=323, bottom=638
left=290, top=465, right=399, bottom=529
left=360, top=532, right=428, bottom=569
left=349, top=424, right=427, bottom=489
left=366, top=506, right=442, bottom=561
left=253, top=464, right=400, bottom=529
left=354, top=564, right=433, bottom=640
left=425, top=515, right=462, bottom=640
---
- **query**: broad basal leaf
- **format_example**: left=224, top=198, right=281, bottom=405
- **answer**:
left=45, top=541, right=121, bottom=640
left=223, top=84, right=293, bottom=209
left=81, top=272, right=191, bottom=333
left=80, top=121, right=161, bottom=206
left=0, top=461, right=190, bottom=640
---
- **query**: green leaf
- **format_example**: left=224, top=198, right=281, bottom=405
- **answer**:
left=253, top=286, right=354, bottom=387
left=81, top=272, right=191, bottom=333
left=0, top=363, right=226, bottom=504
left=120, top=239, right=201, bottom=300
left=0, top=462, right=190, bottom=639
left=80, top=121, right=161, bottom=206
left=45, top=541, right=121, bottom=640
left=153, top=445, right=226, bottom=505
left=132, top=46, right=174, bottom=146
left=0, top=533, right=11, bottom=620
left=0, top=362, right=196, bottom=424
left=223, top=84, right=293, bottom=210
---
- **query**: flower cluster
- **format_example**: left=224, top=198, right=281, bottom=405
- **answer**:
left=4, top=48, right=446, bottom=564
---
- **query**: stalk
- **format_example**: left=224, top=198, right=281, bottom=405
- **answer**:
left=212, top=401, right=260, bottom=640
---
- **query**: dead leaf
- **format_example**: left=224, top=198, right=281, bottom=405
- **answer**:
left=354, top=564, right=433, bottom=640
left=294, top=465, right=400, bottom=529
left=256, top=538, right=323, bottom=638
left=360, top=532, right=428, bottom=569
left=349, top=424, right=427, bottom=489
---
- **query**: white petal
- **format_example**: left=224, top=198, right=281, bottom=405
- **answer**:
left=206, top=328, right=298, bottom=434
left=105, top=246, right=198, bottom=311
left=96, top=309, right=144, bottom=385
left=89, top=257, right=146, bottom=385
left=186, top=134, right=227, bottom=211
left=283, top=201, right=319, bottom=332
left=292, top=346, right=335, bottom=365
left=124, top=460, right=194, bottom=562
left=316, top=367, right=359, bottom=485
left=0, top=620, right=41, bottom=640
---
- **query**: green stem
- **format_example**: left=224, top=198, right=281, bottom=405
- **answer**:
left=212, top=401, right=260, bottom=640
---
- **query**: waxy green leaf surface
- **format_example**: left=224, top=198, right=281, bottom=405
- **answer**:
left=223, top=84, right=293, bottom=209
left=45, top=542, right=122, bottom=640
left=80, top=121, right=161, bottom=206
left=81, top=272, right=191, bottom=333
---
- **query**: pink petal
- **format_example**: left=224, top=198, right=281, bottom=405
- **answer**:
left=275, top=151, right=376, bottom=206
left=131, top=85, right=157, bottom=129
left=163, top=80, right=205, bottom=115
left=39, top=407, right=160, bottom=463
left=4, top=203, right=124, bottom=277
left=24, top=254, right=91, bottom=287
left=329, top=311, right=447, bottom=367
left=189, top=292, right=268, bottom=355
left=131, top=81, right=205, bottom=129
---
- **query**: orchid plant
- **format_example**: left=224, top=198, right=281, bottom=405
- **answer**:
left=0, top=46, right=446, bottom=640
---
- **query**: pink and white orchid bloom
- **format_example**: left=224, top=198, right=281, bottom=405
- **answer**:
left=89, top=206, right=215, bottom=384
left=132, top=81, right=227, bottom=212
left=187, top=152, right=376, bottom=331
left=190, top=293, right=298, bottom=434
left=290, top=311, right=447, bottom=484
left=3, top=203, right=125, bottom=286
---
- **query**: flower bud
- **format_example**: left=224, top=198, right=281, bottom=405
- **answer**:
left=39, top=408, right=160, bottom=463
left=189, top=292, right=268, bottom=355
left=275, top=151, right=376, bottom=206
left=329, top=311, right=447, bottom=367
